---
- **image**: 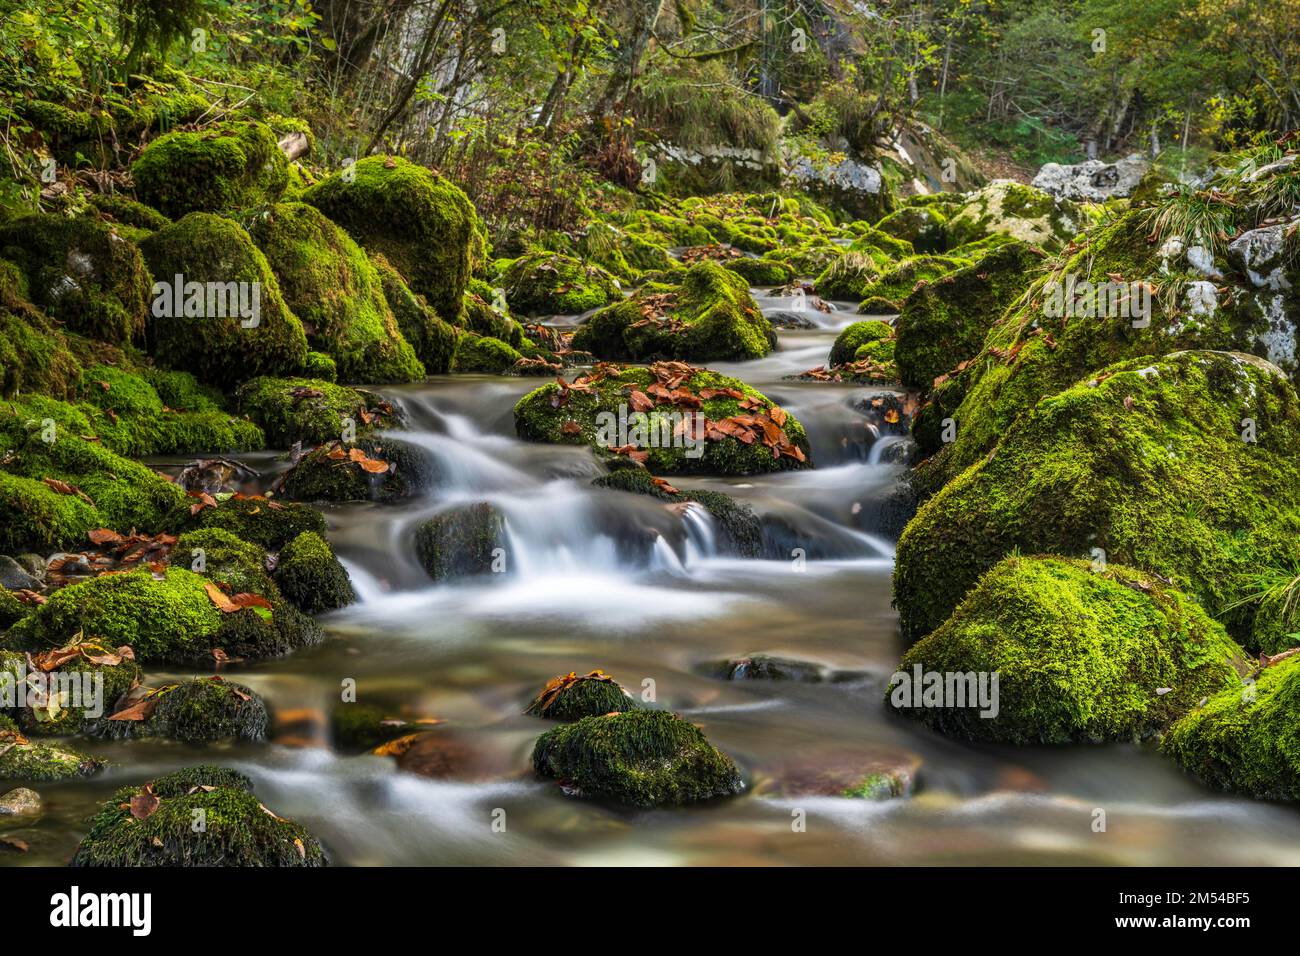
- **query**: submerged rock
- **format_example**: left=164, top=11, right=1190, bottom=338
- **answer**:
left=1164, top=655, right=1300, bottom=800
left=756, top=746, right=922, bottom=799
left=71, top=766, right=325, bottom=867
left=894, top=351, right=1300, bottom=646
left=572, top=261, right=775, bottom=362
left=705, top=654, right=831, bottom=682
left=330, top=704, right=433, bottom=753
left=414, top=502, right=505, bottom=581
left=0, top=787, right=43, bottom=824
left=532, top=710, right=743, bottom=808
left=896, top=556, right=1249, bottom=743
left=524, top=670, right=639, bottom=720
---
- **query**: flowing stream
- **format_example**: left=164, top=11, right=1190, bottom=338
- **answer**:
left=12, top=290, right=1300, bottom=867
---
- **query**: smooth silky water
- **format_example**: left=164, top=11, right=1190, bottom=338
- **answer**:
left=10, top=290, right=1300, bottom=867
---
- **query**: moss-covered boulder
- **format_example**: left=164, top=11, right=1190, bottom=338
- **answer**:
left=0, top=716, right=103, bottom=781
left=499, top=251, right=620, bottom=316
left=163, top=493, right=326, bottom=551
left=414, top=503, right=505, bottom=581
left=274, top=531, right=355, bottom=613
left=591, top=467, right=762, bottom=557
left=894, top=351, right=1300, bottom=645
left=829, top=320, right=893, bottom=367
left=0, top=215, right=151, bottom=343
left=138, top=214, right=309, bottom=388
left=944, top=180, right=1084, bottom=251
left=524, top=670, right=639, bottom=720
left=893, top=240, right=1044, bottom=390
left=514, top=363, right=810, bottom=475
left=721, top=256, right=796, bottom=287
left=0, top=396, right=184, bottom=553
left=532, top=709, right=743, bottom=807
left=1163, top=656, right=1300, bottom=800
left=874, top=204, right=948, bottom=252
left=71, top=765, right=325, bottom=866
left=279, top=437, right=431, bottom=503
left=451, top=333, right=522, bottom=373
left=131, top=121, right=288, bottom=218
left=571, top=261, right=775, bottom=362
left=814, top=252, right=881, bottom=301
left=234, top=376, right=398, bottom=447
left=373, top=253, right=458, bottom=374
left=303, top=155, right=483, bottom=323
left=249, top=203, right=423, bottom=383
left=98, top=677, right=269, bottom=743
left=895, top=556, right=1249, bottom=743
left=858, top=254, right=973, bottom=305
left=0, top=279, right=84, bottom=400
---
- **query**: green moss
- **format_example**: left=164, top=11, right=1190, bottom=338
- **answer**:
left=172, top=527, right=267, bottom=580
left=89, top=194, right=169, bottom=233
left=274, top=531, right=356, bottom=613
left=515, top=364, right=811, bottom=476
left=0, top=297, right=83, bottom=399
left=1163, top=656, right=1300, bottom=800
left=451, top=334, right=522, bottom=373
left=721, top=257, right=796, bottom=287
left=4, top=647, right=141, bottom=737
left=500, top=251, right=620, bottom=316
left=591, top=467, right=762, bottom=557
left=0, top=715, right=104, bottom=781
left=460, top=282, right=523, bottom=345
left=329, top=704, right=427, bottom=752
left=572, top=261, right=774, bottom=362
left=532, top=709, right=743, bottom=807
left=96, top=678, right=269, bottom=743
left=414, top=503, right=504, bottom=581
left=894, top=351, right=1300, bottom=645
left=525, top=672, right=639, bottom=720
left=830, top=320, right=892, bottom=366
left=0, top=588, right=28, bottom=629
left=71, top=765, right=325, bottom=866
left=895, top=556, right=1248, bottom=743
left=163, top=494, right=326, bottom=551
left=372, top=253, right=457, bottom=373
left=303, top=351, right=337, bottom=381
left=303, top=155, right=483, bottom=323
left=874, top=205, right=947, bottom=252
left=858, top=254, right=973, bottom=304
left=249, top=202, right=423, bottom=383
left=234, top=376, right=398, bottom=447
left=0, top=215, right=151, bottom=344
left=138, top=213, right=309, bottom=389
left=131, top=121, right=289, bottom=218
left=945, top=180, right=1082, bottom=251
left=893, top=240, right=1044, bottom=390
left=858, top=295, right=903, bottom=316
left=279, top=437, right=429, bottom=502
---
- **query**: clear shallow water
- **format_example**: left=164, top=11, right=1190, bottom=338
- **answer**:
left=7, top=289, right=1300, bottom=867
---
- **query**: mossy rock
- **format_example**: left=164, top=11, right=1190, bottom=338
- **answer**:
left=0, top=215, right=151, bottom=343
left=894, top=351, right=1300, bottom=646
left=0, top=589, right=28, bottom=629
left=1163, top=656, right=1300, bottom=800
left=414, top=503, right=504, bottom=581
left=0, top=715, right=104, bottom=781
left=2, top=647, right=141, bottom=737
left=373, top=253, right=457, bottom=374
left=303, top=155, right=483, bottom=323
left=500, top=251, right=620, bottom=316
left=858, top=254, right=973, bottom=304
left=830, top=320, right=893, bottom=367
left=814, top=252, right=881, bottom=301
left=274, top=531, right=355, bottom=613
left=524, top=671, right=639, bottom=720
left=591, top=467, right=762, bottom=557
left=0, top=289, right=84, bottom=400
left=895, top=556, right=1249, bottom=744
left=515, top=364, right=810, bottom=476
left=138, top=213, right=309, bottom=389
left=71, top=765, right=325, bottom=866
left=721, top=257, right=796, bottom=287
left=461, top=281, right=524, bottom=344
left=88, top=194, right=170, bottom=233
left=235, top=376, right=398, bottom=447
left=847, top=226, right=916, bottom=262
left=96, top=677, right=270, bottom=743
left=279, top=437, right=431, bottom=503
left=944, top=180, right=1083, bottom=251
left=248, top=202, right=423, bottom=383
left=571, top=261, right=775, bottom=362
left=858, top=295, right=902, bottom=316
left=874, top=205, right=948, bottom=252
left=893, top=239, right=1044, bottom=390
left=303, top=351, right=337, bottom=381
left=451, top=333, right=522, bottom=373
left=0, top=397, right=184, bottom=553
left=532, top=709, right=743, bottom=808
left=131, top=121, right=289, bottom=218
left=163, top=494, right=326, bottom=551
